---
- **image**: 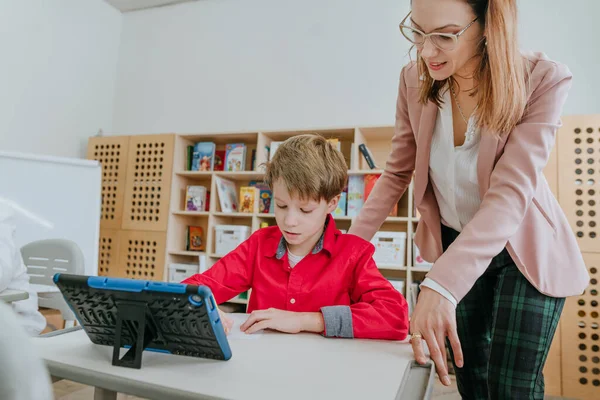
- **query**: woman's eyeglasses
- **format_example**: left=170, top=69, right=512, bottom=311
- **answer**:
left=399, top=11, right=478, bottom=51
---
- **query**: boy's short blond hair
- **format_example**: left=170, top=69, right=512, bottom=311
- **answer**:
left=265, top=134, right=347, bottom=202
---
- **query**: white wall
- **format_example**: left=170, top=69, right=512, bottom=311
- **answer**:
left=0, top=0, right=122, bottom=158
left=112, top=0, right=410, bottom=134
left=111, top=0, right=600, bottom=135
left=518, top=2, right=600, bottom=118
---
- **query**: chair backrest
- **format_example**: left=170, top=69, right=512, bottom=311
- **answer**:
left=21, top=239, right=85, bottom=285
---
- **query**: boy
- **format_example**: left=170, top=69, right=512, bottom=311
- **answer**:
left=183, top=134, right=408, bottom=340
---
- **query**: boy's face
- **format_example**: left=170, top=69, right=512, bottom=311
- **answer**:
left=272, top=179, right=339, bottom=255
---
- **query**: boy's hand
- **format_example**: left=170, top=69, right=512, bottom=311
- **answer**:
left=217, top=306, right=234, bottom=335
left=240, top=308, right=324, bottom=335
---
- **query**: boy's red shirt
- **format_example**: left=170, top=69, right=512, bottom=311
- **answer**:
left=183, top=215, right=408, bottom=340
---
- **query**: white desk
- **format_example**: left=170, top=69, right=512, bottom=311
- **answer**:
left=34, top=326, right=433, bottom=400
left=0, top=289, right=29, bottom=303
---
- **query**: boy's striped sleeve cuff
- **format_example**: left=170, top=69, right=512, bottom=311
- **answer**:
left=320, top=305, right=353, bottom=338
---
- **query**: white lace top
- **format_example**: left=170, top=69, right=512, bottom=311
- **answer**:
left=428, top=87, right=482, bottom=232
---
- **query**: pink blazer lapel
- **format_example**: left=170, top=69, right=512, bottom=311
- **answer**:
left=414, top=102, right=502, bottom=204
left=414, top=101, right=438, bottom=206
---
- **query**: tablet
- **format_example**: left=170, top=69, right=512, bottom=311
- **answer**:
left=53, top=273, right=231, bottom=369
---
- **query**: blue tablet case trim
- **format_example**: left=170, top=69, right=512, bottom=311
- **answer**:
left=53, top=273, right=232, bottom=369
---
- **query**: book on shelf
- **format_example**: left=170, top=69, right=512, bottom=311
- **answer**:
left=215, top=176, right=238, bottom=212
left=239, top=186, right=258, bottom=213
left=347, top=175, right=364, bottom=217
left=365, top=174, right=398, bottom=217
left=214, top=150, right=226, bottom=171
left=358, top=143, right=378, bottom=169
left=225, top=143, right=246, bottom=172
left=192, top=142, right=216, bottom=171
left=205, top=190, right=211, bottom=213
left=186, top=226, right=205, bottom=251
left=364, top=174, right=378, bottom=200
left=249, top=181, right=272, bottom=214
left=333, top=190, right=347, bottom=217
left=186, top=145, right=194, bottom=171
left=185, top=185, right=207, bottom=212
left=268, top=198, right=275, bottom=214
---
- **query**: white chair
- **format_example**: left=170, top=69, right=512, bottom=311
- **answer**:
left=0, top=301, right=53, bottom=400
left=21, top=239, right=85, bottom=328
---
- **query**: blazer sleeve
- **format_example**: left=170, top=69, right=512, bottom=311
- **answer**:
left=426, top=61, right=573, bottom=302
left=348, top=65, right=417, bottom=241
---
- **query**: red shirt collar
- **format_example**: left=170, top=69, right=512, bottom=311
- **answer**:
left=266, top=214, right=337, bottom=258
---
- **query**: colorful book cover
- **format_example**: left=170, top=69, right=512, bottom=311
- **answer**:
left=225, top=143, right=246, bottom=171
left=258, top=187, right=272, bottom=214
left=347, top=175, right=365, bottom=217
left=249, top=181, right=272, bottom=213
left=191, top=142, right=215, bottom=171
left=187, top=226, right=205, bottom=251
left=364, top=174, right=380, bottom=201
left=269, top=198, right=275, bottom=214
left=239, top=186, right=257, bottom=213
left=185, top=185, right=207, bottom=211
left=333, top=191, right=347, bottom=216
left=215, top=177, right=238, bottom=212
left=364, top=174, right=397, bottom=216
left=214, top=150, right=226, bottom=171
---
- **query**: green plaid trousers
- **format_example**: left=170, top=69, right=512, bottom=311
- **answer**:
left=441, top=224, right=564, bottom=400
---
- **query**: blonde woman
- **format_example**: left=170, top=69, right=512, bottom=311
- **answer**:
left=349, top=0, right=589, bottom=398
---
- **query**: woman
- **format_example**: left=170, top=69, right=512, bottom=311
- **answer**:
left=348, top=0, right=589, bottom=398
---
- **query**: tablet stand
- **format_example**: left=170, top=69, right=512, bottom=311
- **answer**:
left=112, top=300, right=161, bottom=369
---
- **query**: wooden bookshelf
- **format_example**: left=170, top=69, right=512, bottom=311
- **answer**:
left=87, top=117, right=589, bottom=398
left=164, top=127, right=420, bottom=308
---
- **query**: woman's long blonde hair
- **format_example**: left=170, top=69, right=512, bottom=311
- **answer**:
left=417, top=0, right=528, bottom=135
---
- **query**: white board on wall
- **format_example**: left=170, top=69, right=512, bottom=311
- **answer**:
left=0, top=151, right=101, bottom=276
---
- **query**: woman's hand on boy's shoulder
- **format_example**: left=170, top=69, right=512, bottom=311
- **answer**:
left=240, top=308, right=324, bottom=335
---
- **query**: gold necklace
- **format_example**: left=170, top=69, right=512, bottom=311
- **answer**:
left=450, top=84, right=470, bottom=124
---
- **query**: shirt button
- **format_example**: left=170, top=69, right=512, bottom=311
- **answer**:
left=290, top=298, right=296, bottom=304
